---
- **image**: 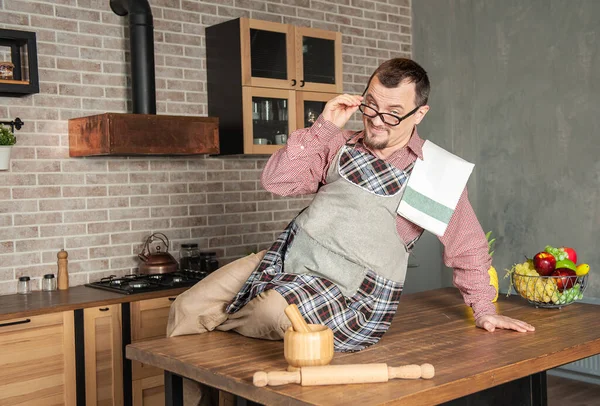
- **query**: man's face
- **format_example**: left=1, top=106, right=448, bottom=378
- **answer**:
left=362, top=76, right=429, bottom=152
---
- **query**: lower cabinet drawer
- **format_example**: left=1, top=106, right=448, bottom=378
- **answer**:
left=0, top=312, right=76, bottom=406
left=132, top=375, right=164, bottom=406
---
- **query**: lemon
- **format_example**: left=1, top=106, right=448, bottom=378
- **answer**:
left=486, top=231, right=499, bottom=302
left=575, top=263, right=590, bottom=276
left=488, top=266, right=499, bottom=302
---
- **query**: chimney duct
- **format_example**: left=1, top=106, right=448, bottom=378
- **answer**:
left=67, top=1, right=219, bottom=156
left=110, top=0, right=156, bottom=114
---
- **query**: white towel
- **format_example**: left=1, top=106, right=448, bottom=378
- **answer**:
left=397, top=140, right=474, bottom=237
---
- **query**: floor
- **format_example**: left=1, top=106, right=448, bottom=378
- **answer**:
left=547, top=375, right=600, bottom=406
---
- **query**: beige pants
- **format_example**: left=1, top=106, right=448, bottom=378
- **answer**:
left=166, top=251, right=291, bottom=405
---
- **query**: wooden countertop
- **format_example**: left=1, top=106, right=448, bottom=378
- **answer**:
left=126, top=287, right=600, bottom=406
left=0, top=285, right=188, bottom=321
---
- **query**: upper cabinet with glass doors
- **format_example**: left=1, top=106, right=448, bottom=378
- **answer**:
left=206, top=18, right=343, bottom=155
left=240, top=19, right=343, bottom=93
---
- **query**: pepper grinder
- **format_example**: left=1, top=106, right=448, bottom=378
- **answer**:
left=57, top=249, right=69, bottom=290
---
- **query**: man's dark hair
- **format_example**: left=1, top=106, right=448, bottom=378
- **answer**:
left=365, top=58, right=430, bottom=107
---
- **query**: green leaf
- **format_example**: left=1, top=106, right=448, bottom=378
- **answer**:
left=0, top=125, right=16, bottom=146
left=485, top=231, right=496, bottom=256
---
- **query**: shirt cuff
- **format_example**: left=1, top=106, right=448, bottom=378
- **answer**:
left=472, top=299, right=498, bottom=321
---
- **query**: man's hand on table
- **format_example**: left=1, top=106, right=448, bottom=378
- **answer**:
left=476, top=314, right=535, bottom=333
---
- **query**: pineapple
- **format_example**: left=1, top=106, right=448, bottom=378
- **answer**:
left=486, top=231, right=499, bottom=303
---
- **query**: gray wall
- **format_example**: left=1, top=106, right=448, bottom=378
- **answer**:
left=412, top=0, right=600, bottom=297
left=404, top=232, right=444, bottom=294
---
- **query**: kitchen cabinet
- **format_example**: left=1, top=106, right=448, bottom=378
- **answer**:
left=84, top=305, right=123, bottom=406
left=227, top=18, right=342, bottom=93
left=296, top=91, right=333, bottom=129
left=130, top=295, right=178, bottom=406
left=241, top=88, right=335, bottom=154
left=241, top=87, right=296, bottom=155
left=206, top=17, right=342, bottom=155
left=0, top=287, right=188, bottom=406
left=0, top=312, right=76, bottom=405
left=131, top=375, right=163, bottom=406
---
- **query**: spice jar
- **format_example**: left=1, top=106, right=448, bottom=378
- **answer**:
left=17, top=276, right=31, bottom=294
left=199, top=252, right=219, bottom=273
left=179, top=243, right=201, bottom=272
left=42, top=274, right=57, bottom=291
left=0, top=62, right=14, bottom=80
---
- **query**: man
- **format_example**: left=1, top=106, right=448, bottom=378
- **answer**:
left=168, top=58, right=533, bottom=355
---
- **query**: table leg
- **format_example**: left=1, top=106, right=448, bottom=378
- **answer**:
left=164, top=371, right=184, bottom=406
left=444, top=371, right=548, bottom=406
left=531, top=371, right=548, bottom=406
left=234, top=398, right=262, bottom=406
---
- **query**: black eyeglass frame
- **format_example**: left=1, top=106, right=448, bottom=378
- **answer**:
left=358, top=104, right=420, bottom=127
left=359, top=86, right=422, bottom=126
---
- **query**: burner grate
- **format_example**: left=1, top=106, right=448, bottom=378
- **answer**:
left=85, top=270, right=207, bottom=294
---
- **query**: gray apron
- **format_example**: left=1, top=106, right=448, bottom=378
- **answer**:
left=285, top=142, right=410, bottom=297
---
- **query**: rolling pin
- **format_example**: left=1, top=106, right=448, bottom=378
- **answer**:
left=284, top=304, right=311, bottom=333
left=253, top=363, right=435, bottom=387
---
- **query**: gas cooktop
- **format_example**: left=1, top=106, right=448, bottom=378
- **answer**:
left=85, top=270, right=207, bottom=295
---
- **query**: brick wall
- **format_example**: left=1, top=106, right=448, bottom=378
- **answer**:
left=0, top=0, right=411, bottom=295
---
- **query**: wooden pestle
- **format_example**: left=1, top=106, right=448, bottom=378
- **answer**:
left=284, top=304, right=311, bottom=333
left=253, top=363, right=435, bottom=387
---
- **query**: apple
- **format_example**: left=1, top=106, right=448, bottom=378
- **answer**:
left=533, top=251, right=556, bottom=276
left=561, top=247, right=577, bottom=264
left=552, top=268, right=577, bottom=292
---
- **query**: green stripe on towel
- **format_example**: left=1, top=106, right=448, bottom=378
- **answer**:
left=402, top=186, right=454, bottom=224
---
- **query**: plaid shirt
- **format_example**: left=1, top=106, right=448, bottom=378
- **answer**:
left=227, top=211, right=403, bottom=352
left=260, top=115, right=496, bottom=321
left=339, top=143, right=414, bottom=197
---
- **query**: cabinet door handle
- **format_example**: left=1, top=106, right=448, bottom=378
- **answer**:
left=0, top=318, right=31, bottom=328
left=168, top=297, right=176, bottom=301
left=291, top=79, right=296, bottom=86
left=300, top=80, right=305, bottom=87
left=99, top=307, right=110, bottom=312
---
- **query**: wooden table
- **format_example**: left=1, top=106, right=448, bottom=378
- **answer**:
left=126, top=287, right=600, bottom=405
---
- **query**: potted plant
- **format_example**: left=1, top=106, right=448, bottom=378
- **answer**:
left=0, top=124, right=16, bottom=170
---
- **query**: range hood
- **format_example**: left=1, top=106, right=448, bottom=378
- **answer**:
left=68, top=0, right=219, bottom=156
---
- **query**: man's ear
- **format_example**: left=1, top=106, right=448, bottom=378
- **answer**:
left=414, top=105, right=430, bottom=125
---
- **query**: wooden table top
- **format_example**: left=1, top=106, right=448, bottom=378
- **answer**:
left=126, top=287, right=600, bottom=406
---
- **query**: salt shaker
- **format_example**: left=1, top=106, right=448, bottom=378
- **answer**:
left=42, top=274, right=57, bottom=291
left=17, top=276, right=31, bottom=294
left=57, top=249, right=69, bottom=290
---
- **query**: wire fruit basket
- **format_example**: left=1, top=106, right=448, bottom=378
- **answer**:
left=510, top=272, right=588, bottom=309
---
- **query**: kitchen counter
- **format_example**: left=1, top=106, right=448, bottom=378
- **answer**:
left=0, top=285, right=188, bottom=322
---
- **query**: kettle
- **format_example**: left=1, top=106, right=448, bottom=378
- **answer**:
left=137, top=233, right=178, bottom=274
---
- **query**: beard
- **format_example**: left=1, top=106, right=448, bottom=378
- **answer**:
left=363, top=122, right=389, bottom=150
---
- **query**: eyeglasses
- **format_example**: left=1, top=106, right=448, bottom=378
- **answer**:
left=358, top=104, right=421, bottom=127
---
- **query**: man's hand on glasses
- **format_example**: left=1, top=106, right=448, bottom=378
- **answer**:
left=322, top=94, right=363, bottom=129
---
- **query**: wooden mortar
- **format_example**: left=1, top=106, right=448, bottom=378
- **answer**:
left=283, top=304, right=334, bottom=369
